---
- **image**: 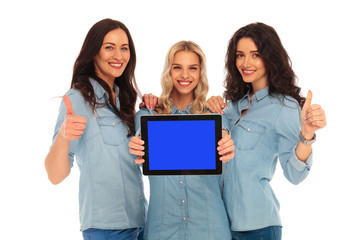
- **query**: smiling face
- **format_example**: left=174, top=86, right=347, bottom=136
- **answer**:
left=236, top=37, right=268, bottom=92
left=94, top=28, right=130, bottom=86
left=170, top=50, right=200, bottom=103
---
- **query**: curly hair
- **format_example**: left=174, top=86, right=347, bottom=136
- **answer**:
left=224, top=22, right=305, bottom=107
left=71, top=18, right=140, bottom=136
left=157, top=41, right=209, bottom=114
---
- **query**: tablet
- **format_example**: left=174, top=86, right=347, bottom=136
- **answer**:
left=140, top=114, right=222, bottom=175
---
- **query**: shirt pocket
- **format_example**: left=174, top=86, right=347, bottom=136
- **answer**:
left=233, top=120, right=265, bottom=150
left=96, top=116, right=128, bottom=146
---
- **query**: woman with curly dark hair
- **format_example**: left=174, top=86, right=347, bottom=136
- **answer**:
left=45, top=18, right=147, bottom=240
left=206, top=22, right=326, bottom=239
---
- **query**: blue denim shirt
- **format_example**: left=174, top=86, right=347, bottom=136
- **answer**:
left=51, top=79, right=147, bottom=231
left=135, top=105, right=231, bottom=240
left=222, top=87, right=313, bottom=231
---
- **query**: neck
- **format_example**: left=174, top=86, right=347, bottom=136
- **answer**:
left=170, top=92, right=194, bottom=110
left=251, top=83, right=268, bottom=94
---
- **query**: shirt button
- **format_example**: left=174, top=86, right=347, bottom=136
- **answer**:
left=182, top=200, right=185, bottom=203
left=247, top=128, right=251, bottom=131
left=180, top=181, right=183, bottom=184
left=112, top=122, right=116, bottom=126
left=140, top=196, right=143, bottom=200
left=138, top=180, right=142, bottom=183
left=183, top=217, right=186, bottom=221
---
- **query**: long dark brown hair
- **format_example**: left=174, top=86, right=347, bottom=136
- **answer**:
left=71, top=18, right=140, bottom=136
left=224, top=22, right=305, bottom=107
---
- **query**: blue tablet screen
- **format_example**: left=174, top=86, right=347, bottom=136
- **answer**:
left=147, top=120, right=216, bottom=170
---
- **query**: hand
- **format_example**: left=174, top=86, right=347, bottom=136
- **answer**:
left=206, top=96, right=227, bottom=114
left=128, top=136, right=145, bottom=164
left=300, top=90, right=327, bottom=139
left=139, top=93, right=159, bottom=110
left=217, top=134, right=235, bottom=162
left=59, top=95, right=87, bottom=141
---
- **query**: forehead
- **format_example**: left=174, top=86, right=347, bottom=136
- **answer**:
left=173, top=51, right=200, bottom=64
left=236, top=37, right=258, bottom=51
left=103, top=28, right=129, bottom=44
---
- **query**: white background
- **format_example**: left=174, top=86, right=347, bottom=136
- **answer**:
left=0, top=0, right=359, bottom=239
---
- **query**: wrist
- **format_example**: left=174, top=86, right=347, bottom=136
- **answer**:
left=301, top=131, right=315, bottom=140
left=299, top=131, right=316, bottom=145
left=58, top=125, right=71, bottom=143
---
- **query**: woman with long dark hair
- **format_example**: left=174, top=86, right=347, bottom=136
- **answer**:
left=207, top=22, right=326, bottom=239
left=45, top=18, right=146, bottom=240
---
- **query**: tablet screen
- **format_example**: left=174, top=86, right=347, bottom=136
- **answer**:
left=140, top=114, right=222, bottom=175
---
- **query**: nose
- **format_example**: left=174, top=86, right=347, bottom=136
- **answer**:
left=113, top=49, right=123, bottom=61
left=242, top=56, right=251, bottom=68
left=181, top=69, right=189, bottom=79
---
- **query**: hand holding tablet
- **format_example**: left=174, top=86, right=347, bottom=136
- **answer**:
left=129, top=114, right=234, bottom=175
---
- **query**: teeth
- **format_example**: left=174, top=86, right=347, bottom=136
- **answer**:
left=110, top=63, right=122, bottom=67
left=178, top=81, right=191, bottom=86
left=244, top=70, right=254, bottom=74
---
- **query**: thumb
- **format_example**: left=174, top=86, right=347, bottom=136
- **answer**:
left=303, top=90, right=312, bottom=110
left=63, top=95, right=75, bottom=116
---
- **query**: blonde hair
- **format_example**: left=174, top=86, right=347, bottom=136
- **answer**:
left=156, top=41, right=209, bottom=114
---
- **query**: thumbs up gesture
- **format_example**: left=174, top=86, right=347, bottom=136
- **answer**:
left=59, top=95, right=87, bottom=141
left=300, top=90, right=327, bottom=140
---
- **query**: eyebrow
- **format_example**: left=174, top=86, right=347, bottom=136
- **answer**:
left=236, top=50, right=259, bottom=53
left=172, top=63, right=200, bottom=67
left=102, top=42, right=129, bottom=46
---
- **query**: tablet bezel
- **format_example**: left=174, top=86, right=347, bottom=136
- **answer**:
left=140, top=114, right=222, bottom=175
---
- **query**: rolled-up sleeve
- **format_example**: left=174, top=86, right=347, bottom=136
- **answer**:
left=275, top=103, right=312, bottom=185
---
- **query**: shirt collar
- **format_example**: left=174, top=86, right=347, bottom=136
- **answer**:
left=90, top=78, right=119, bottom=101
left=170, top=100, right=192, bottom=114
left=253, top=86, right=269, bottom=102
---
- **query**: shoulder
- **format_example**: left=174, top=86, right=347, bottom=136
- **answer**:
left=269, top=94, right=300, bottom=112
left=272, top=95, right=301, bottom=130
left=63, top=88, right=89, bottom=116
left=64, top=88, right=83, bottom=102
left=224, top=100, right=240, bottom=114
left=136, top=108, right=155, bottom=118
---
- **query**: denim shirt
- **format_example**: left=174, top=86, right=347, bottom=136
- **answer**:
left=222, top=87, right=313, bottom=231
left=135, top=105, right=231, bottom=240
left=51, top=79, right=147, bottom=231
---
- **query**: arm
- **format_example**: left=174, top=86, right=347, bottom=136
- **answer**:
left=45, top=95, right=87, bottom=185
left=277, top=91, right=326, bottom=184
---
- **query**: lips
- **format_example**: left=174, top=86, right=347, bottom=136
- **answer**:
left=177, top=80, right=192, bottom=87
left=109, top=62, right=123, bottom=69
left=242, top=69, right=255, bottom=76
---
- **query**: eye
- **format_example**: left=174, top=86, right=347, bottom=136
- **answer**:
left=236, top=54, right=244, bottom=58
left=105, top=46, right=114, bottom=50
left=252, top=53, right=261, bottom=58
left=121, top=47, right=129, bottom=51
left=173, top=66, right=181, bottom=70
left=189, top=67, right=198, bottom=71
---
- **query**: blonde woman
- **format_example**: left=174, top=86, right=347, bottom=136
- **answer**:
left=129, top=41, right=234, bottom=240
